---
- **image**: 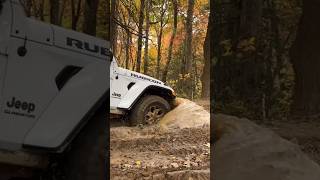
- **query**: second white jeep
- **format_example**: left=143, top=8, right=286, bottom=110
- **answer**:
left=110, top=58, right=176, bottom=125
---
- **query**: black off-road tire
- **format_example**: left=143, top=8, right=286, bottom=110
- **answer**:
left=43, top=106, right=107, bottom=180
left=129, top=95, right=171, bottom=126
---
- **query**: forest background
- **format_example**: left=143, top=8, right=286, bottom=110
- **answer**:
left=23, top=0, right=210, bottom=100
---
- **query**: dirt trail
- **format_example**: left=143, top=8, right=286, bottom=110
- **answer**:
left=110, top=98, right=210, bottom=180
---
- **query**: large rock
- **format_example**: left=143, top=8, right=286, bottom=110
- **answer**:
left=213, top=114, right=320, bottom=180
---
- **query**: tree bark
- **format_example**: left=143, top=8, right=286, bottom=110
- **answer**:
left=290, top=0, right=320, bottom=119
left=201, top=11, right=212, bottom=98
left=184, top=0, right=194, bottom=73
left=136, top=0, right=145, bottom=73
left=50, top=0, right=61, bottom=25
left=110, top=0, right=118, bottom=52
left=71, top=0, right=82, bottom=30
left=155, top=0, right=168, bottom=79
left=156, top=27, right=163, bottom=79
left=39, top=0, right=45, bottom=21
left=212, top=0, right=263, bottom=115
left=181, top=0, right=195, bottom=97
left=58, top=0, right=66, bottom=25
left=83, top=0, right=100, bottom=36
left=143, top=0, right=151, bottom=75
left=24, top=0, right=32, bottom=17
left=238, top=0, right=263, bottom=39
left=106, top=0, right=111, bottom=40
left=125, top=28, right=131, bottom=69
left=162, top=0, right=178, bottom=83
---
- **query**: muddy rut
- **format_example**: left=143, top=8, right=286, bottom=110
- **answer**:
left=110, top=98, right=210, bottom=180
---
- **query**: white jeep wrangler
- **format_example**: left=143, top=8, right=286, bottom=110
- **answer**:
left=110, top=58, right=176, bottom=126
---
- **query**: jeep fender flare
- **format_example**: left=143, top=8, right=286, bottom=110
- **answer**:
left=117, top=84, right=175, bottom=111
left=23, top=61, right=109, bottom=152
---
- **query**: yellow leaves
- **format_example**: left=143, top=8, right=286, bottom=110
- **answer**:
left=197, top=0, right=209, bottom=7
left=134, top=0, right=144, bottom=10
left=167, top=79, right=179, bottom=90
left=135, top=0, right=140, bottom=9
left=135, top=160, right=141, bottom=168
left=149, top=47, right=158, bottom=59
left=179, top=73, right=191, bottom=80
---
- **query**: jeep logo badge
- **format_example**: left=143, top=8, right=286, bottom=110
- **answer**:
left=112, top=92, right=121, bottom=98
left=6, top=97, right=35, bottom=113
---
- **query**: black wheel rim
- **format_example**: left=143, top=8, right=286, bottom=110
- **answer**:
left=144, top=104, right=166, bottom=125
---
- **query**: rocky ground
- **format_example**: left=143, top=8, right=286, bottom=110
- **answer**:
left=110, top=98, right=210, bottom=180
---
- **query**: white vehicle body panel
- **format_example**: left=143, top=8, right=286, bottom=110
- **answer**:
left=0, top=0, right=110, bottom=151
left=110, top=58, right=174, bottom=114
left=24, top=61, right=108, bottom=150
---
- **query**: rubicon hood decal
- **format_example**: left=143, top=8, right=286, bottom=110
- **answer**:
left=117, top=67, right=164, bottom=85
left=130, top=73, right=162, bottom=85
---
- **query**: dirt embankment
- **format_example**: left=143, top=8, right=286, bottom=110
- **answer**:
left=110, top=98, right=210, bottom=180
left=261, top=120, right=320, bottom=165
left=213, top=114, right=320, bottom=180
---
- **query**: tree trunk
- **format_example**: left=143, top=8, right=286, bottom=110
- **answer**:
left=156, top=0, right=167, bottom=79
left=71, top=0, right=82, bottom=30
left=110, top=0, right=118, bottom=52
left=106, top=0, right=111, bottom=40
left=181, top=0, right=195, bottom=97
left=212, top=0, right=263, bottom=116
left=83, top=0, right=100, bottom=36
left=184, top=0, right=194, bottom=73
left=290, top=0, right=320, bottom=119
left=156, top=28, right=163, bottom=79
left=39, top=0, right=45, bottom=21
left=50, top=0, right=61, bottom=25
left=201, top=11, right=212, bottom=98
left=143, top=0, right=151, bottom=75
left=136, top=0, right=145, bottom=73
left=125, top=28, right=130, bottom=69
left=24, top=0, right=32, bottom=17
left=238, top=0, right=263, bottom=39
left=162, top=0, right=178, bottom=83
left=58, top=0, right=66, bottom=25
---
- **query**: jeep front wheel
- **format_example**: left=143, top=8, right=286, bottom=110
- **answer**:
left=129, top=95, right=171, bottom=126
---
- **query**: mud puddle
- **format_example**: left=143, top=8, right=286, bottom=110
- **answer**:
left=110, top=98, right=210, bottom=179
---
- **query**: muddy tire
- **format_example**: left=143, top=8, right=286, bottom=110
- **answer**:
left=42, top=106, right=107, bottom=180
left=129, top=95, right=171, bottom=126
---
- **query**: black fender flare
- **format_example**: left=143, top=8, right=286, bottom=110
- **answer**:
left=128, top=85, right=175, bottom=110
